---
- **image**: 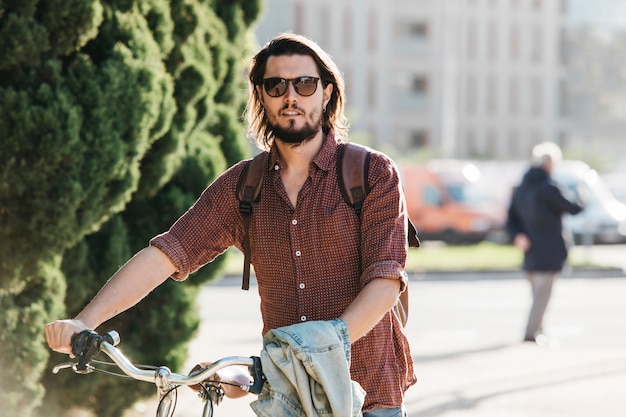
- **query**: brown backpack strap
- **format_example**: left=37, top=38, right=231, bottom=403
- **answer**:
left=236, top=152, right=268, bottom=290
left=407, top=221, right=420, bottom=248
left=337, top=143, right=371, bottom=216
left=338, top=143, right=420, bottom=248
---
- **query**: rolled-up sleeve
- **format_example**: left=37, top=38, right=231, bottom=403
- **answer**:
left=149, top=161, right=248, bottom=281
left=361, top=261, right=409, bottom=293
left=359, top=151, right=409, bottom=291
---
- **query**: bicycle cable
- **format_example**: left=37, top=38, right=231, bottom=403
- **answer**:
left=87, top=359, right=160, bottom=379
left=157, top=385, right=179, bottom=417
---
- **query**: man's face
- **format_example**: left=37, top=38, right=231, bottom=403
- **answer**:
left=258, top=54, right=333, bottom=144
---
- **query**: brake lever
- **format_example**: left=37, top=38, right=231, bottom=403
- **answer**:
left=52, top=361, right=97, bottom=374
left=52, top=361, right=75, bottom=374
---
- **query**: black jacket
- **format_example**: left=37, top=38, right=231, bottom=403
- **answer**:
left=506, top=167, right=584, bottom=271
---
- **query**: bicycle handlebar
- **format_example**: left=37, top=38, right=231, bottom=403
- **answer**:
left=53, top=329, right=265, bottom=394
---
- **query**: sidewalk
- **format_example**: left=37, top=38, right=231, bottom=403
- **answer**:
left=405, top=341, right=626, bottom=417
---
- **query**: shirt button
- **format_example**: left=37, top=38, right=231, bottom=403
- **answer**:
left=299, top=283, right=305, bottom=289
left=292, top=219, right=298, bottom=225
left=300, top=315, right=307, bottom=322
left=295, top=250, right=301, bottom=256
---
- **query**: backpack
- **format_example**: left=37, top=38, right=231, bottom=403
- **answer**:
left=236, top=142, right=420, bottom=326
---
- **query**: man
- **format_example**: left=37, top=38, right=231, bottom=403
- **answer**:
left=506, top=142, right=584, bottom=345
left=46, top=33, right=416, bottom=416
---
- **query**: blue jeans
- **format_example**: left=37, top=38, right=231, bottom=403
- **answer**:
left=362, top=405, right=407, bottom=417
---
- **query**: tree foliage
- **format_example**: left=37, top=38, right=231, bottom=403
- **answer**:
left=0, top=0, right=261, bottom=415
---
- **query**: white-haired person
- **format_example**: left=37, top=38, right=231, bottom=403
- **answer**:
left=506, top=142, right=584, bottom=345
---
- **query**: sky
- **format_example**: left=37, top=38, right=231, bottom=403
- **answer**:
left=568, top=0, right=626, bottom=32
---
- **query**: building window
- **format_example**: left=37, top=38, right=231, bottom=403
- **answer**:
left=487, top=75, right=498, bottom=113
left=368, top=10, right=377, bottom=51
left=367, top=68, right=377, bottom=109
left=466, top=74, right=477, bottom=114
left=466, top=20, right=477, bottom=60
left=466, top=129, right=478, bottom=158
left=394, top=19, right=428, bottom=53
left=343, top=9, right=353, bottom=49
left=486, top=130, right=497, bottom=158
left=295, top=3, right=304, bottom=34
left=531, top=130, right=544, bottom=144
left=393, top=72, right=428, bottom=109
left=397, top=21, right=428, bottom=39
left=559, top=79, right=568, bottom=117
left=318, top=6, right=330, bottom=47
left=509, top=131, right=521, bottom=158
left=531, top=78, right=543, bottom=116
left=412, top=77, right=428, bottom=94
left=410, top=130, right=428, bottom=148
left=509, top=23, right=520, bottom=61
left=509, top=77, right=519, bottom=114
left=530, top=25, right=543, bottom=62
left=487, top=20, right=499, bottom=60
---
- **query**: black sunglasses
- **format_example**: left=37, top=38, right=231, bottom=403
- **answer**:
left=262, top=76, right=321, bottom=97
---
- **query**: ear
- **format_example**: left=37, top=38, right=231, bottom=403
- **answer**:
left=322, top=82, right=333, bottom=109
left=256, top=85, right=264, bottom=103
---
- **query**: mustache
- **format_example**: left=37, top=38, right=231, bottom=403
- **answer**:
left=282, top=103, right=301, bottom=111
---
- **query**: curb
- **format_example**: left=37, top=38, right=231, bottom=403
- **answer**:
left=213, top=266, right=625, bottom=287
left=409, top=266, right=625, bottom=281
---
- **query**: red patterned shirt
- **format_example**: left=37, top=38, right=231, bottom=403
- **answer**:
left=150, top=131, right=416, bottom=411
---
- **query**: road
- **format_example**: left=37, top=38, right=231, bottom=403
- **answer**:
left=125, top=264, right=626, bottom=417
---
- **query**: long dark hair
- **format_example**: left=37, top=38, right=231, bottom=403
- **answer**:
left=245, top=33, right=349, bottom=150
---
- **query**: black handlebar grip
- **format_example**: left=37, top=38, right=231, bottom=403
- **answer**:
left=248, top=356, right=265, bottom=394
left=71, top=330, right=100, bottom=373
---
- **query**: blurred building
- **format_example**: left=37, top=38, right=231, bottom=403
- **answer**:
left=562, top=27, right=626, bottom=168
left=254, top=0, right=566, bottom=159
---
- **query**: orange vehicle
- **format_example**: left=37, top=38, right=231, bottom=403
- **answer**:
left=400, top=159, right=505, bottom=244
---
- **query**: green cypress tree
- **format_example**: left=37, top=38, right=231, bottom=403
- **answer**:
left=0, top=0, right=261, bottom=415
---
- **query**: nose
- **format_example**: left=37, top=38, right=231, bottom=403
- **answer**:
left=283, top=80, right=298, bottom=103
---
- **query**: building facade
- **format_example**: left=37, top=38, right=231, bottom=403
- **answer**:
left=254, top=0, right=566, bottom=160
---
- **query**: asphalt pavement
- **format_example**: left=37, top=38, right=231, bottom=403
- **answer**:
left=123, top=263, right=626, bottom=417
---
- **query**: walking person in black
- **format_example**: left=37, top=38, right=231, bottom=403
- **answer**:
left=506, top=142, right=584, bottom=345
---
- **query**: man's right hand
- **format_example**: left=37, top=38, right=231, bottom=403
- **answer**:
left=188, top=362, right=253, bottom=399
left=45, top=319, right=90, bottom=355
left=514, top=233, right=531, bottom=252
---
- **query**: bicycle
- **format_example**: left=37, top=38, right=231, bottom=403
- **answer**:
left=52, top=330, right=265, bottom=417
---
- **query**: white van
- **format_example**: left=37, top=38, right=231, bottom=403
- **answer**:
left=552, top=161, right=626, bottom=244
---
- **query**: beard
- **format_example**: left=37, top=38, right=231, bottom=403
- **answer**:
left=268, top=106, right=323, bottom=145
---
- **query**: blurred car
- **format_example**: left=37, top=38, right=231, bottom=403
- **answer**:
left=601, top=172, right=626, bottom=205
left=400, top=160, right=505, bottom=244
left=552, top=161, right=626, bottom=244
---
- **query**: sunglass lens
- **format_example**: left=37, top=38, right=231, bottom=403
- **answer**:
left=294, top=77, right=318, bottom=96
left=264, top=78, right=287, bottom=97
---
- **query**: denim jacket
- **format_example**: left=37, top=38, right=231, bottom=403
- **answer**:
left=250, top=319, right=366, bottom=417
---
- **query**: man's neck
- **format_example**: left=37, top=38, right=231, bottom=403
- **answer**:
left=275, top=130, right=325, bottom=171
